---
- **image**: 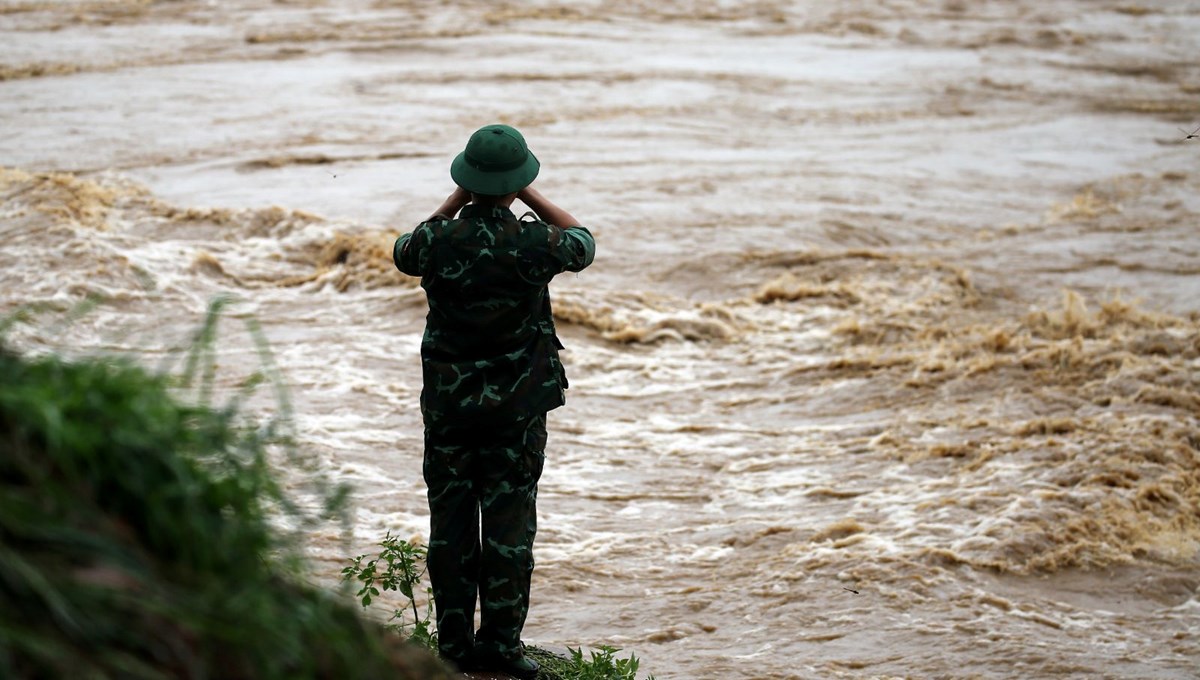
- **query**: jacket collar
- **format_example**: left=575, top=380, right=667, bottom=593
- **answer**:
left=459, top=203, right=516, bottom=220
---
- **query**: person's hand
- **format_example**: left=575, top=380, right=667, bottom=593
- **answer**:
left=516, top=185, right=538, bottom=204
left=427, top=185, right=473, bottom=221
left=448, top=185, right=471, bottom=206
left=515, top=185, right=579, bottom=229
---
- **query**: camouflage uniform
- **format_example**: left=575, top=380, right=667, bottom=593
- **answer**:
left=394, top=203, right=594, bottom=665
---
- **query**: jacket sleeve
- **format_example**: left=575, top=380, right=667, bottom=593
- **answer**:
left=553, top=225, right=595, bottom=273
left=393, top=223, right=434, bottom=276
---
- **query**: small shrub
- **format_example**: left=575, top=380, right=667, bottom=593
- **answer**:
left=342, top=537, right=656, bottom=679
left=342, top=532, right=438, bottom=650
left=529, top=644, right=655, bottom=680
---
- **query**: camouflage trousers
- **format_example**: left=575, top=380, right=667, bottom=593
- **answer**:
left=422, top=413, right=547, bottom=665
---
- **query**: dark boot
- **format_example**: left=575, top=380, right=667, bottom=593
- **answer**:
left=469, top=649, right=539, bottom=680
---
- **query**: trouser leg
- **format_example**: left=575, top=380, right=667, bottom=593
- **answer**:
left=423, top=429, right=480, bottom=662
left=474, top=414, right=546, bottom=661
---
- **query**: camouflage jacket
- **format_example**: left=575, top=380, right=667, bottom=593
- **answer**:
left=394, top=204, right=595, bottom=425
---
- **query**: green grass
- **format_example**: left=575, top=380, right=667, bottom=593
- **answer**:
left=528, top=645, right=654, bottom=680
left=0, top=301, right=455, bottom=679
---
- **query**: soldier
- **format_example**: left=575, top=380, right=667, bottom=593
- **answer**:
left=393, top=124, right=595, bottom=679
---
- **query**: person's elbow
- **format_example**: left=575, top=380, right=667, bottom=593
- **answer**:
left=562, top=226, right=596, bottom=272
left=394, top=233, right=418, bottom=275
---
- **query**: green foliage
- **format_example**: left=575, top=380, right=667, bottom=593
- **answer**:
left=528, top=645, right=655, bottom=680
left=342, top=532, right=438, bottom=650
left=567, top=646, right=648, bottom=680
left=342, top=535, right=655, bottom=679
left=0, top=301, right=454, bottom=679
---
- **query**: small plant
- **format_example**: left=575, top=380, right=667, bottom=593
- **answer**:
left=340, top=540, right=655, bottom=679
left=528, top=644, right=655, bottom=680
left=342, top=532, right=437, bottom=650
left=566, top=645, right=650, bottom=680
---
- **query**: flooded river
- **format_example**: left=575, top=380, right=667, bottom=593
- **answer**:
left=2, top=1, right=1199, bottom=677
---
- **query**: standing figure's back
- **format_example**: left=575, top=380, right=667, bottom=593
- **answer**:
left=393, top=124, right=595, bottom=679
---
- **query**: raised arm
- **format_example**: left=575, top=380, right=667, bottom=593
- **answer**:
left=518, top=185, right=594, bottom=273
left=517, top=186, right=580, bottom=228
left=427, top=186, right=472, bottom=222
left=396, top=187, right=470, bottom=276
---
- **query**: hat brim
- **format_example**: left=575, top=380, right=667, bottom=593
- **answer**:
left=450, top=150, right=540, bottom=196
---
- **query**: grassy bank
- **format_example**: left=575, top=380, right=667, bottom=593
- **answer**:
left=0, top=337, right=454, bottom=679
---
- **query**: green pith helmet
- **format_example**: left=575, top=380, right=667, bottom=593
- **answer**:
left=450, top=124, right=540, bottom=196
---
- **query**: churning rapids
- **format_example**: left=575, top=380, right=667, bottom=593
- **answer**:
left=2, top=1, right=1199, bottom=678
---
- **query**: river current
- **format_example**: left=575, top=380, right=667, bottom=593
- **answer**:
left=2, top=1, right=1199, bottom=678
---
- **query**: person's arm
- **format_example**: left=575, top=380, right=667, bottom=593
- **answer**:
left=395, top=187, right=472, bottom=275
left=393, top=231, right=418, bottom=275
left=426, top=186, right=471, bottom=222
left=518, top=185, right=594, bottom=273
left=517, top=186, right=579, bottom=228
left=556, top=224, right=595, bottom=273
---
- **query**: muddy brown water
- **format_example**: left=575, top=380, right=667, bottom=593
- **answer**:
left=2, top=1, right=1199, bottom=678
